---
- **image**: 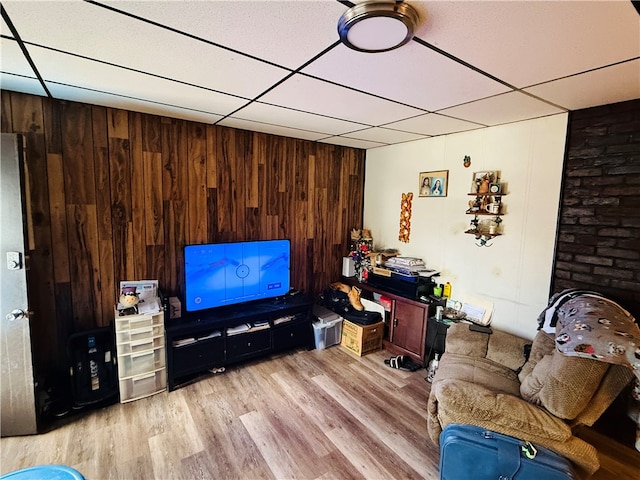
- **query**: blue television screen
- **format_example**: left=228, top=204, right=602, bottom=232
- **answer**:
left=184, top=239, right=290, bottom=312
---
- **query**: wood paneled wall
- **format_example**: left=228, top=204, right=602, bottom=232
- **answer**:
left=1, top=91, right=365, bottom=374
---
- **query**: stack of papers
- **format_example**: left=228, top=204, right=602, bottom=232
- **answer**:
left=117, top=280, right=162, bottom=314
left=226, top=323, right=251, bottom=336
left=384, top=257, right=430, bottom=276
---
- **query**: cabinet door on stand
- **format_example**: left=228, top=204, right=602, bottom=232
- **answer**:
left=391, top=301, right=428, bottom=360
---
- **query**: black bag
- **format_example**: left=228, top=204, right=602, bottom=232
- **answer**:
left=440, top=424, right=575, bottom=480
left=318, top=287, right=382, bottom=326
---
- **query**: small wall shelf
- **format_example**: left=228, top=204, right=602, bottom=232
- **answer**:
left=465, top=175, right=507, bottom=247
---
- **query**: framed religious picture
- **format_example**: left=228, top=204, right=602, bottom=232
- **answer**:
left=419, top=170, right=449, bottom=197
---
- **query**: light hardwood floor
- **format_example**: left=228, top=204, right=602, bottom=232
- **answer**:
left=1, top=346, right=639, bottom=479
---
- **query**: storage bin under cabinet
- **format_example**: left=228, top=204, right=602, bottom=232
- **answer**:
left=114, top=308, right=166, bottom=402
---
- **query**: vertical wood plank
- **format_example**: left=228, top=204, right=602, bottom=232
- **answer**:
left=187, top=123, right=207, bottom=244
left=109, top=133, right=132, bottom=284
left=108, top=108, right=129, bottom=139
left=143, top=152, right=164, bottom=246
left=10, top=92, right=44, bottom=133
left=91, top=105, right=115, bottom=322
left=165, top=200, right=186, bottom=296
left=47, top=153, right=71, bottom=283
left=234, top=129, right=248, bottom=241
left=246, top=132, right=260, bottom=209
left=146, top=245, right=166, bottom=290
left=216, top=127, right=236, bottom=242
left=67, top=204, right=100, bottom=330
left=142, top=114, right=162, bottom=153
left=162, top=119, right=188, bottom=202
left=1, top=90, right=13, bottom=132
left=61, top=102, right=97, bottom=205
left=43, top=98, right=62, bottom=155
left=129, top=112, right=147, bottom=279
left=206, top=125, right=217, bottom=189
left=306, top=154, right=316, bottom=239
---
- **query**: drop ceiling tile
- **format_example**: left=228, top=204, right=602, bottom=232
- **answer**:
left=1, top=38, right=35, bottom=77
left=237, top=101, right=368, bottom=135
left=524, top=60, right=640, bottom=111
left=318, top=136, right=385, bottom=149
left=303, top=41, right=511, bottom=111
left=0, top=38, right=46, bottom=96
left=217, top=117, right=327, bottom=142
left=346, top=127, right=427, bottom=145
left=2, top=0, right=290, bottom=99
left=0, top=73, right=46, bottom=97
left=261, top=74, right=424, bottom=126
left=46, top=83, right=224, bottom=124
left=384, top=113, right=483, bottom=136
left=99, top=0, right=347, bottom=69
left=1, top=15, right=12, bottom=36
left=438, top=92, right=566, bottom=127
left=419, top=1, right=640, bottom=88
left=27, top=45, right=248, bottom=116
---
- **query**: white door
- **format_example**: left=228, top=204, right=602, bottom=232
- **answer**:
left=0, top=133, right=38, bottom=436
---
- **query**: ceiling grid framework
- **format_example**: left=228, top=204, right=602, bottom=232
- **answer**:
left=1, top=0, right=638, bottom=149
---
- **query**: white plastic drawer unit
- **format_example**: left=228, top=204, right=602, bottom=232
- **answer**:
left=114, top=306, right=167, bottom=402
left=119, top=370, right=167, bottom=403
left=118, top=347, right=166, bottom=379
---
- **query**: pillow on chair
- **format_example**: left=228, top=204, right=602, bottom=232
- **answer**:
left=520, top=350, right=609, bottom=419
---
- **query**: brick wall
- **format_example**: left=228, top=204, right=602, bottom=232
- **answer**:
left=552, top=99, right=640, bottom=318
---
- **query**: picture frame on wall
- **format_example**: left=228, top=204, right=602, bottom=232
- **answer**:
left=419, top=170, right=449, bottom=197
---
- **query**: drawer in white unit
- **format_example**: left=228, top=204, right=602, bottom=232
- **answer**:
left=118, top=348, right=165, bottom=378
left=116, top=324, right=163, bottom=344
left=117, top=335, right=165, bottom=355
left=115, top=311, right=163, bottom=331
left=119, top=370, right=166, bottom=402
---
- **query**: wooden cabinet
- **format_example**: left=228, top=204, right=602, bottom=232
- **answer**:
left=391, top=300, right=429, bottom=360
left=344, top=279, right=430, bottom=365
left=114, top=309, right=167, bottom=402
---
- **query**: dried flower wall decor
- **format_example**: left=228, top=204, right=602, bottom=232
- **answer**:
left=399, top=192, right=413, bottom=243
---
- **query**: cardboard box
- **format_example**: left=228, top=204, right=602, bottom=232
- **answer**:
left=340, top=319, right=384, bottom=356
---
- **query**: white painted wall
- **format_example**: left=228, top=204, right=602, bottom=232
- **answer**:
left=363, top=114, right=569, bottom=339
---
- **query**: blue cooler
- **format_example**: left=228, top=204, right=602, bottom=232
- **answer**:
left=0, top=465, right=85, bottom=480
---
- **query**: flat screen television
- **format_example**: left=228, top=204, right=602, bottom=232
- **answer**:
left=184, top=239, right=291, bottom=312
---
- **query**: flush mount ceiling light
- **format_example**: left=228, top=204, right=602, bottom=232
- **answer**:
left=338, top=1, right=419, bottom=53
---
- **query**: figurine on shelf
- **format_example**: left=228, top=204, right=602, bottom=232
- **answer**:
left=478, top=173, right=491, bottom=194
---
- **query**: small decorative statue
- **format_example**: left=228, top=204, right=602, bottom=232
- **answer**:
left=478, top=173, right=491, bottom=194
left=118, top=286, right=140, bottom=316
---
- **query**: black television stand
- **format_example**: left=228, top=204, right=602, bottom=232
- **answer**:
left=165, top=295, right=314, bottom=390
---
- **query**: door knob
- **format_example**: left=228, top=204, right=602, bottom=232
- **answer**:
left=6, top=309, right=27, bottom=321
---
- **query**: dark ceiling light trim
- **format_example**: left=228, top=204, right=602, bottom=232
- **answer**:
left=0, top=4, right=52, bottom=98
left=338, top=1, right=419, bottom=53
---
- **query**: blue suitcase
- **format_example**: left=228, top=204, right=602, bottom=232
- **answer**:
left=439, top=424, right=575, bottom=480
